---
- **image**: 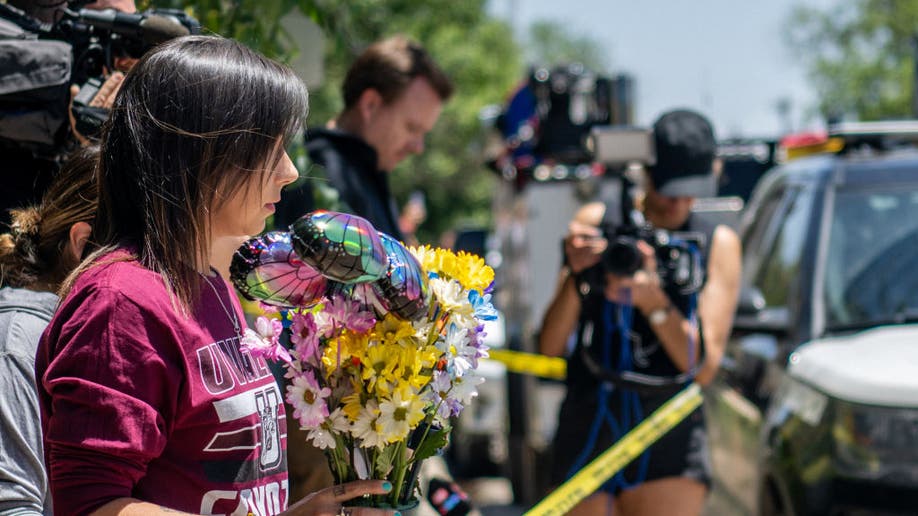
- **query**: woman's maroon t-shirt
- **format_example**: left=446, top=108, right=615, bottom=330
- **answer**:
left=35, top=251, right=289, bottom=515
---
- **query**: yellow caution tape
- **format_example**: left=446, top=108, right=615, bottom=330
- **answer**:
left=524, top=383, right=704, bottom=516
left=487, top=349, right=567, bottom=380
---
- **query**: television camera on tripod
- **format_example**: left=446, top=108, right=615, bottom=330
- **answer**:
left=0, top=0, right=198, bottom=228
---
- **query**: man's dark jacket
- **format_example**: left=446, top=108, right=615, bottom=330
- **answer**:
left=271, top=128, right=406, bottom=500
left=274, top=128, right=404, bottom=241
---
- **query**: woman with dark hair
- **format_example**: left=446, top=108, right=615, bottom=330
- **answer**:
left=35, top=36, right=396, bottom=516
left=0, top=146, right=97, bottom=515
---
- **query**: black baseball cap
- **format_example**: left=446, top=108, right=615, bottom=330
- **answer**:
left=649, top=109, right=716, bottom=198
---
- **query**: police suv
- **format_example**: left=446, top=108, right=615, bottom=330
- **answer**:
left=706, top=121, right=918, bottom=515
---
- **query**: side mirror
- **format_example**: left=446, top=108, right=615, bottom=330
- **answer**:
left=733, top=285, right=788, bottom=334
left=736, top=285, right=766, bottom=316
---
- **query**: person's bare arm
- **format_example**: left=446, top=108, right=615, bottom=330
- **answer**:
left=636, top=292, right=702, bottom=373
left=89, top=499, right=191, bottom=515
left=695, top=225, right=742, bottom=385
left=89, top=480, right=397, bottom=516
left=538, top=202, right=606, bottom=357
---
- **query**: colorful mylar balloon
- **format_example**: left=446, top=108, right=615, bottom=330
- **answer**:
left=324, top=280, right=387, bottom=314
left=290, top=210, right=388, bottom=284
left=229, top=231, right=327, bottom=308
left=374, top=232, right=430, bottom=320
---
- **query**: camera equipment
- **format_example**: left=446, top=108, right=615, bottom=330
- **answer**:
left=599, top=210, right=704, bottom=295
left=528, top=63, right=616, bottom=164
left=0, top=1, right=199, bottom=152
left=489, top=65, right=636, bottom=182
left=57, top=6, right=199, bottom=84
left=573, top=209, right=707, bottom=395
left=588, top=125, right=655, bottom=167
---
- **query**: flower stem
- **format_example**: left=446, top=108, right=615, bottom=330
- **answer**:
left=408, top=408, right=439, bottom=466
left=329, top=435, right=349, bottom=483
left=390, top=440, right=409, bottom=504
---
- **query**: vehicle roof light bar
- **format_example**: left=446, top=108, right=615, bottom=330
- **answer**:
left=778, top=131, right=844, bottom=161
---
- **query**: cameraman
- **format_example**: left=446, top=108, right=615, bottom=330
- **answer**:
left=1, top=0, right=143, bottom=231
left=538, top=110, right=741, bottom=515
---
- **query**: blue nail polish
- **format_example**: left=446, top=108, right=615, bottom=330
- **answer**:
left=393, top=512, right=401, bottom=516
left=382, top=481, right=392, bottom=492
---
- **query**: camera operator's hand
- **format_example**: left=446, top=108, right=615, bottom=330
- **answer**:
left=540, top=203, right=609, bottom=357
left=88, top=71, right=125, bottom=109
left=603, top=240, right=670, bottom=314
left=68, top=72, right=125, bottom=145
left=564, top=220, right=606, bottom=274
left=69, top=85, right=91, bottom=146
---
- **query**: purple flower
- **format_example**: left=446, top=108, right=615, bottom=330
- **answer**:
left=241, top=316, right=291, bottom=365
left=324, top=294, right=376, bottom=333
left=467, top=325, right=491, bottom=361
left=425, top=370, right=463, bottom=419
left=290, top=311, right=320, bottom=364
left=258, top=302, right=280, bottom=314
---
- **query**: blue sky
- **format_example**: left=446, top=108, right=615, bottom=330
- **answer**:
left=489, top=0, right=836, bottom=139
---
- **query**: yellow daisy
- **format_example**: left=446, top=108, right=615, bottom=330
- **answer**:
left=372, top=313, right=417, bottom=345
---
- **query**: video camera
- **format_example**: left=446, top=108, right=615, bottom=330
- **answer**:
left=599, top=210, right=704, bottom=295
left=61, top=4, right=200, bottom=137
left=580, top=126, right=704, bottom=294
left=0, top=1, right=199, bottom=151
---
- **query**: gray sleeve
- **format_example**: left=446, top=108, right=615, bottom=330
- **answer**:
left=0, top=317, right=50, bottom=515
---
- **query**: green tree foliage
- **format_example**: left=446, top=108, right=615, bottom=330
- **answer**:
left=158, top=0, right=522, bottom=244
left=153, top=0, right=309, bottom=58
left=786, top=0, right=918, bottom=121
left=525, top=20, right=610, bottom=74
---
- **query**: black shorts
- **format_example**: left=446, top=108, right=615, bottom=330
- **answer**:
left=549, top=388, right=712, bottom=496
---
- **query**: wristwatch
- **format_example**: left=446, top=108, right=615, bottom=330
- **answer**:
left=648, top=305, right=673, bottom=326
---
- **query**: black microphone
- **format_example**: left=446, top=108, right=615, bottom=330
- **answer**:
left=75, top=8, right=190, bottom=46
left=426, top=478, right=472, bottom=516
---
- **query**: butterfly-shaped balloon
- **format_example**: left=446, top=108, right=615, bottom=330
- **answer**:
left=229, top=231, right=327, bottom=308
left=324, top=280, right=388, bottom=314
left=373, top=232, right=430, bottom=320
left=290, top=210, right=388, bottom=284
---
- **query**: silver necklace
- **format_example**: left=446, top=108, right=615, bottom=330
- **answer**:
left=201, top=271, right=242, bottom=339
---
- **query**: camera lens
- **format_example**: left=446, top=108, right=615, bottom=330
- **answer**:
left=603, top=236, right=643, bottom=276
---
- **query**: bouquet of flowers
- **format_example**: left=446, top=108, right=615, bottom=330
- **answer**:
left=230, top=211, right=496, bottom=509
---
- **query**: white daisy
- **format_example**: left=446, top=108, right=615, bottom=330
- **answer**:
left=329, top=407, right=351, bottom=433
left=430, top=278, right=472, bottom=318
left=307, top=426, right=337, bottom=449
left=352, top=400, right=385, bottom=449
left=412, top=319, right=434, bottom=341
left=377, top=388, right=426, bottom=444
left=451, top=372, right=484, bottom=405
left=286, top=370, right=331, bottom=429
left=307, top=407, right=350, bottom=450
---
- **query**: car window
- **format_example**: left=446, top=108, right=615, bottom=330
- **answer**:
left=824, top=184, right=918, bottom=329
left=754, top=187, right=816, bottom=308
left=741, top=186, right=787, bottom=286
